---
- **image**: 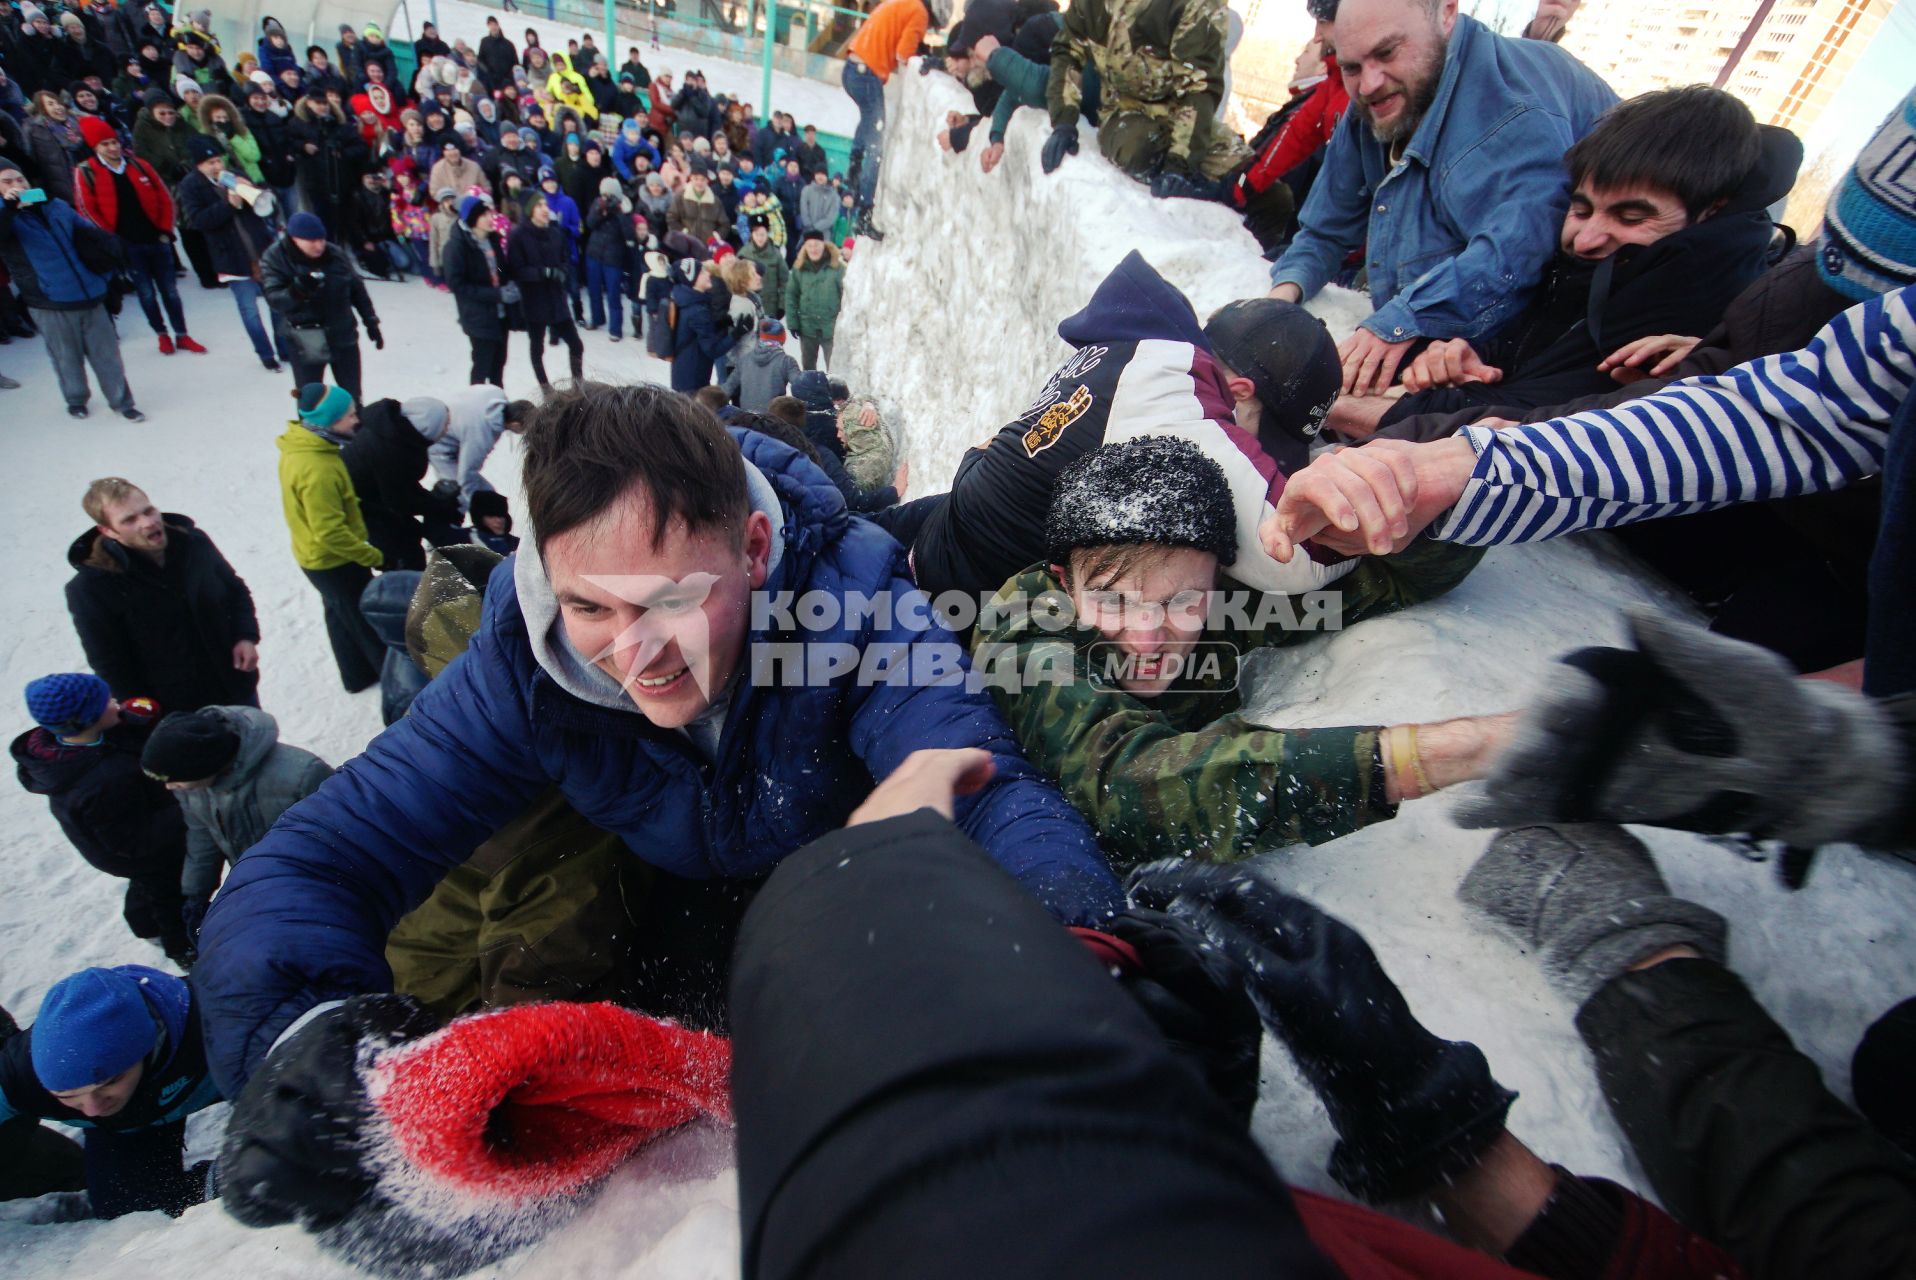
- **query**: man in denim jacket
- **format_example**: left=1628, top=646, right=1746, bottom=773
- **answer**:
left=1268, top=0, right=1615, bottom=397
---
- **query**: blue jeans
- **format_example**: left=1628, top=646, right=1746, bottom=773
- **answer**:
left=587, top=258, right=627, bottom=337
left=359, top=569, right=430, bottom=724
left=380, top=239, right=415, bottom=274
left=125, top=240, right=187, bottom=338
left=226, top=277, right=280, bottom=363
left=842, top=60, right=886, bottom=211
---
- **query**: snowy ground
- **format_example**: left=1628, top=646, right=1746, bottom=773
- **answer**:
left=4, top=55, right=1915, bottom=1280
left=397, top=0, right=860, bottom=137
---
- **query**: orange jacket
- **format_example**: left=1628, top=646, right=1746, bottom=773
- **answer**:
left=848, top=0, right=928, bottom=82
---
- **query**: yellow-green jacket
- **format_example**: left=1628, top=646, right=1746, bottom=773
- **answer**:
left=276, top=423, right=383, bottom=571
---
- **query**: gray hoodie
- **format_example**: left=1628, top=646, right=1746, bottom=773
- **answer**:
left=180, top=706, right=335, bottom=900
left=797, top=180, right=839, bottom=234
left=721, top=337, right=802, bottom=413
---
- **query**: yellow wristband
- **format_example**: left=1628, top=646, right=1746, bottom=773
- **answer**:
left=1406, top=723, right=1435, bottom=797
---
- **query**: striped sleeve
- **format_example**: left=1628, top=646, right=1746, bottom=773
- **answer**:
left=1428, top=286, right=1916, bottom=546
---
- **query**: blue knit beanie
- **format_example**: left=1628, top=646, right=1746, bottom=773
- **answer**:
left=1820, top=89, right=1916, bottom=302
left=285, top=210, right=327, bottom=240
left=24, top=673, right=110, bottom=730
left=31, top=968, right=157, bottom=1092
left=298, top=382, right=354, bottom=429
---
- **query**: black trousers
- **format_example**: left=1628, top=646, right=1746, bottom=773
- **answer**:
left=729, top=811, right=1333, bottom=1280
left=0, top=1113, right=84, bottom=1201
left=284, top=337, right=363, bottom=405
left=1579, top=959, right=1916, bottom=1277
left=527, top=320, right=583, bottom=387
left=469, top=334, right=509, bottom=386
left=866, top=492, right=946, bottom=553
left=302, top=563, right=384, bottom=692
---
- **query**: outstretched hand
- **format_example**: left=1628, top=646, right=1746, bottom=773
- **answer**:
left=1400, top=338, right=1503, bottom=394
left=1338, top=327, right=1414, bottom=397
left=851, top=748, right=996, bottom=826
left=1599, top=333, right=1700, bottom=384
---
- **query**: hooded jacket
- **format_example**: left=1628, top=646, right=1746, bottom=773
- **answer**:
left=722, top=335, right=802, bottom=412
left=670, top=277, right=733, bottom=390
left=65, top=515, right=261, bottom=713
left=910, top=251, right=1360, bottom=600
left=276, top=423, right=383, bottom=571
left=783, top=241, right=846, bottom=341
left=0, top=196, right=116, bottom=310
left=11, top=717, right=188, bottom=891
left=175, top=706, right=333, bottom=899
left=793, top=370, right=902, bottom=513
left=612, top=120, right=661, bottom=182
left=195, top=429, right=1124, bottom=1093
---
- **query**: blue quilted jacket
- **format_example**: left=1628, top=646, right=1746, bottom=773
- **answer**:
left=195, top=429, right=1123, bottom=1092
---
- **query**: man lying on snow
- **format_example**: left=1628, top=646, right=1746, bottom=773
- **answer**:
left=899, top=250, right=1364, bottom=603
left=0, top=965, right=223, bottom=1219
left=193, top=383, right=1126, bottom=1102
left=973, top=436, right=1508, bottom=870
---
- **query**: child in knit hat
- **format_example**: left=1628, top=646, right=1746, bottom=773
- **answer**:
left=0, top=964, right=222, bottom=1217
left=14, top=674, right=195, bottom=965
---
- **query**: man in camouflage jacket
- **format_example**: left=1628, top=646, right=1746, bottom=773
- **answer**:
left=1046, top=0, right=1249, bottom=185
left=972, top=437, right=1489, bottom=872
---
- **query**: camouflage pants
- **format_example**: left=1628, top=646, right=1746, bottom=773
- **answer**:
left=1098, top=107, right=1249, bottom=182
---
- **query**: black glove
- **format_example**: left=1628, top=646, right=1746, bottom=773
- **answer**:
left=1040, top=123, right=1078, bottom=175
left=1150, top=166, right=1226, bottom=202
left=1131, top=864, right=1515, bottom=1202
left=919, top=53, right=946, bottom=76
left=181, top=896, right=211, bottom=943
left=1106, top=908, right=1261, bottom=1123
left=220, top=994, right=440, bottom=1231
left=730, top=312, right=755, bottom=338
left=949, top=118, right=975, bottom=153
left=367, top=324, right=384, bottom=350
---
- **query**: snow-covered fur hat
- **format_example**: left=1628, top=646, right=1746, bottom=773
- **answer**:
left=1045, top=435, right=1237, bottom=566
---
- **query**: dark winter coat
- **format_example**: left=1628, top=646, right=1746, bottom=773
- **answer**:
left=23, top=113, right=80, bottom=201
left=506, top=218, right=575, bottom=326
left=584, top=193, right=637, bottom=265
left=441, top=222, right=508, bottom=341
left=261, top=236, right=378, bottom=342
left=751, top=124, right=797, bottom=171
left=11, top=718, right=187, bottom=890
left=0, top=967, right=220, bottom=1137
left=0, top=196, right=118, bottom=310
left=194, top=428, right=1123, bottom=1093
left=562, top=148, right=612, bottom=217
left=240, top=103, right=300, bottom=188
left=477, top=33, right=520, bottom=89
left=130, top=104, right=197, bottom=185
left=784, top=245, right=845, bottom=342
left=176, top=169, right=274, bottom=278
left=671, top=84, right=718, bottom=139
left=287, top=104, right=369, bottom=211
left=794, top=140, right=828, bottom=179
left=175, top=706, right=333, bottom=900
left=740, top=239, right=788, bottom=318
left=342, top=398, right=460, bottom=571
left=65, top=515, right=261, bottom=713
left=1377, top=125, right=1803, bottom=433
left=669, top=280, right=731, bottom=390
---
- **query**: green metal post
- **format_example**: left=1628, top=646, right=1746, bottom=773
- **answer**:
left=604, top=0, right=618, bottom=73
left=761, top=0, right=775, bottom=116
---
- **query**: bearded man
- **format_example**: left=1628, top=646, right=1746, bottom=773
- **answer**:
left=1266, top=0, right=1614, bottom=396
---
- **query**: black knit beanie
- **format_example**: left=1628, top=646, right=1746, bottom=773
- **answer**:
left=1045, top=436, right=1238, bottom=566
left=141, top=710, right=242, bottom=783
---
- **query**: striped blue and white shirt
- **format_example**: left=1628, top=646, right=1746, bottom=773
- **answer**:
left=1430, top=285, right=1915, bottom=546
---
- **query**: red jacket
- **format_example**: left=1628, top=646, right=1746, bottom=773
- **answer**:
left=72, top=156, right=176, bottom=237
left=1236, top=53, right=1349, bottom=204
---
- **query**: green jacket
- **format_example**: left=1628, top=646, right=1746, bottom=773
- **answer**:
left=784, top=245, right=845, bottom=342
left=740, top=239, right=790, bottom=320
left=1047, top=0, right=1229, bottom=163
left=385, top=545, right=643, bottom=1020
left=987, top=46, right=1050, bottom=144
left=275, top=423, right=382, bottom=571
left=972, top=539, right=1485, bottom=872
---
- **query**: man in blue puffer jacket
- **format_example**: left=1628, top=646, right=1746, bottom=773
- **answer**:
left=196, top=384, right=1123, bottom=1133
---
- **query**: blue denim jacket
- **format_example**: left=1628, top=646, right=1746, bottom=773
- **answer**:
left=1271, top=15, right=1616, bottom=343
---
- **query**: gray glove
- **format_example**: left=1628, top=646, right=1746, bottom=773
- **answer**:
left=1455, top=608, right=1906, bottom=849
left=1458, top=823, right=1727, bottom=1009
left=498, top=282, right=523, bottom=306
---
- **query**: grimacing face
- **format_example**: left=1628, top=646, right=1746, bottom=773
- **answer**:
left=1065, top=545, right=1218, bottom=698
left=1560, top=180, right=1694, bottom=260
left=544, top=485, right=773, bottom=730
left=1336, top=0, right=1454, bottom=145
left=99, top=488, right=168, bottom=556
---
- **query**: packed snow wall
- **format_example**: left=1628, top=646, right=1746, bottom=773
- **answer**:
left=831, top=70, right=1356, bottom=489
